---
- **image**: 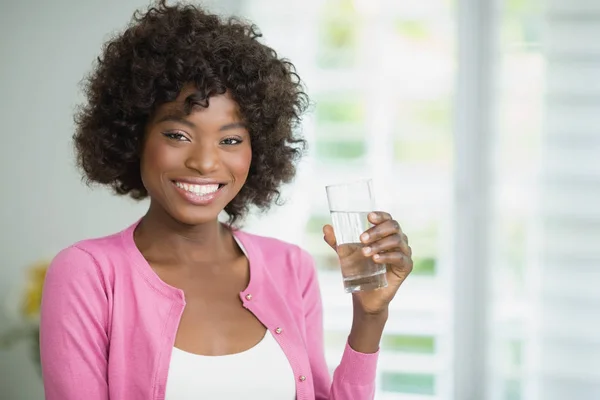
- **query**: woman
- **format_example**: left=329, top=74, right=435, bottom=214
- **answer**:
left=39, top=1, right=413, bottom=399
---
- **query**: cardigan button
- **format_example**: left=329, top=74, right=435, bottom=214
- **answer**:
left=299, top=375, right=306, bottom=382
left=245, top=293, right=252, bottom=301
left=275, top=327, right=282, bottom=334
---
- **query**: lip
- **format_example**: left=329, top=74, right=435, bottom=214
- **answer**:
left=171, top=177, right=228, bottom=185
left=171, top=180, right=227, bottom=206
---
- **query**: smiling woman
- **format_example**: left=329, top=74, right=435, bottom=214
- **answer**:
left=38, top=1, right=413, bottom=400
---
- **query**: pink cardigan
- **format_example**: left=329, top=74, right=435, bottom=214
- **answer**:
left=40, top=220, right=379, bottom=399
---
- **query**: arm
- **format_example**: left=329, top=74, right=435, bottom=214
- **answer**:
left=40, top=246, right=110, bottom=400
left=299, top=249, right=379, bottom=400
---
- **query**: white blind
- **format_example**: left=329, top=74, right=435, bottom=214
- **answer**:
left=532, top=0, right=600, bottom=399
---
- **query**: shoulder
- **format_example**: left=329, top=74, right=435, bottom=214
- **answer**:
left=46, top=226, right=130, bottom=290
left=234, top=229, right=317, bottom=283
left=234, top=229, right=314, bottom=264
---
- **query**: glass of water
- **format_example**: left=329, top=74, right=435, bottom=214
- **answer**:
left=325, top=179, right=388, bottom=293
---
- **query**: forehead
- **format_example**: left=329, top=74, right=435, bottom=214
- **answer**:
left=152, top=86, right=242, bottom=123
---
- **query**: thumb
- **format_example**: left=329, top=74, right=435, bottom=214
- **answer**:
left=322, top=224, right=337, bottom=250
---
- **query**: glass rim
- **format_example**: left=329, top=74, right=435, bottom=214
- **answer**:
left=325, top=177, right=372, bottom=190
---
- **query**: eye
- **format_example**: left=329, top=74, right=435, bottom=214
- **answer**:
left=163, top=132, right=189, bottom=141
left=220, top=137, right=243, bottom=145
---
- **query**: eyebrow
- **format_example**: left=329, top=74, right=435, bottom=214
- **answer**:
left=155, top=114, right=195, bottom=128
left=155, top=114, right=247, bottom=132
left=219, top=122, right=247, bottom=132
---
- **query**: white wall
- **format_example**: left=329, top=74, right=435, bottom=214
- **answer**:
left=0, top=1, right=241, bottom=398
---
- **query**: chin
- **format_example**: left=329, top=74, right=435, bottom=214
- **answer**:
left=166, top=198, right=222, bottom=226
left=168, top=213, right=219, bottom=227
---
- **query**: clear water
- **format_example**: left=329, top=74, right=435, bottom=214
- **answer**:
left=330, top=211, right=387, bottom=293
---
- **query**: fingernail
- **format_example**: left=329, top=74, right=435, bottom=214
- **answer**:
left=369, top=212, right=378, bottom=220
left=361, top=233, right=369, bottom=242
left=373, top=254, right=381, bottom=260
left=363, top=246, right=372, bottom=256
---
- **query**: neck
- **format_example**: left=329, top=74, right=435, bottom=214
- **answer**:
left=134, top=201, right=233, bottom=265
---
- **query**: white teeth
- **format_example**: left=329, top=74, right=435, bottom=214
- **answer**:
left=175, top=182, right=220, bottom=196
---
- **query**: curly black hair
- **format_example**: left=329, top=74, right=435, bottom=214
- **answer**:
left=74, top=0, right=309, bottom=225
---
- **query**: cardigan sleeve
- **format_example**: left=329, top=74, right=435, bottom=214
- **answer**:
left=298, top=248, right=379, bottom=400
left=39, top=246, right=110, bottom=400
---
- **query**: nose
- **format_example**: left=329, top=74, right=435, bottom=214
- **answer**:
left=184, top=141, right=220, bottom=175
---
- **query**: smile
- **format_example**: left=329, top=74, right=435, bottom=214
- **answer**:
left=174, top=182, right=221, bottom=195
left=171, top=181, right=226, bottom=205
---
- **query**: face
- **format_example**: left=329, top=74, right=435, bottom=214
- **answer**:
left=140, top=87, right=252, bottom=226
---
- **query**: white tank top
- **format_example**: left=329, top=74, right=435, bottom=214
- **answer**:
left=164, top=330, right=297, bottom=399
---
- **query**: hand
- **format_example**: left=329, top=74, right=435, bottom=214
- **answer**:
left=323, top=212, right=413, bottom=316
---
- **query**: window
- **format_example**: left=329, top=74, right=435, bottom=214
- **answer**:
left=240, top=0, right=600, bottom=399
left=244, top=1, right=455, bottom=398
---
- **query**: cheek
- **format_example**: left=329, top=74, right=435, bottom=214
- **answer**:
left=140, top=139, right=177, bottom=182
left=228, top=146, right=253, bottom=181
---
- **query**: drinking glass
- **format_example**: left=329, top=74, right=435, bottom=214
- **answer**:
left=325, top=179, right=388, bottom=293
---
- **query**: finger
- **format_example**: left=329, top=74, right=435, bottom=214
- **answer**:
left=362, top=234, right=411, bottom=258
left=373, top=252, right=413, bottom=272
left=386, top=257, right=413, bottom=281
left=399, top=233, right=412, bottom=257
left=361, top=219, right=401, bottom=244
left=367, top=211, right=392, bottom=225
left=372, top=251, right=404, bottom=265
left=322, top=224, right=337, bottom=250
left=361, top=234, right=402, bottom=257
